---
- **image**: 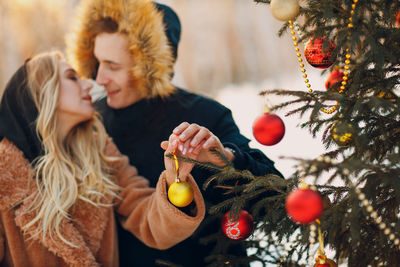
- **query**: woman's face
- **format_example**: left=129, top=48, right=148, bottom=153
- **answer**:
left=58, top=60, right=94, bottom=127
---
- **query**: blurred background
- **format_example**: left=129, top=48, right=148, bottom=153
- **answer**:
left=1, top=0, right=338, bottom=265
left=0, top=0, right=328, bottom=178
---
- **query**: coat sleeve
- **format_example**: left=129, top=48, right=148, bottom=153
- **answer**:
left=0, top=216, right=4, bottom=262
left=105, top=139, right=205, bottom=250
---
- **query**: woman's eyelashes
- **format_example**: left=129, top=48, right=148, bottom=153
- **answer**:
left=68, top=75, right=78, bottom=81
left=65, top=69, right=79, bottom=81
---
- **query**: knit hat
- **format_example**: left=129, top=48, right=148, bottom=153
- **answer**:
left=155, top=2, right=181, bottom=61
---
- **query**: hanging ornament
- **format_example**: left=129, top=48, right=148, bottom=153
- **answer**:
left=168, top=180, right=194, bottom=207
left=314, top=258, right=338, bottom=267
left=167, top=153, right=194, bottom=207
left=221, top=210, right=255, bottom=241
left=325, top=68, right=344, bottom=91
left=396, top=10, right=400, bottom=27
left=377, top=91, right=396, bottom=103
left=304, top=37, right=337, bottom=69
left=311, top=228, right=338, bottom=267
left=330, top=121, right=355, bottom=146
left=270, top=0, right=300, bottom=21
left=253, top=110, right=285, bottom=146
left=314, top=255, right=338, bottom=267
left=286, top=187, right=323, bottom=224
left=287, top=0, right=359, bottom=114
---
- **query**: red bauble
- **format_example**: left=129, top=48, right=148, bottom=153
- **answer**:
left=304, top=37, right=337, bottom=69
left=285, top=188, right=323, bottom=224
left=221, top=210, right=254, bottom=241
left=252, top=113, right=285, bottom=146
left=314, top=258, right=338, bottom=267
left=325, top=68, right=344, bottom=91
left=396, top=10, right=400, bottom=27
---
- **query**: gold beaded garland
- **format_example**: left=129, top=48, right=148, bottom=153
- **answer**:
left=309, top=223, right=317, bottom=263
left=289, top=21, right=314, bottom=94
left=320, top=0, right=358, bottom=113
left=288, top=0, right=359, bottom=114
left=355, top=188, right=400, bottom=249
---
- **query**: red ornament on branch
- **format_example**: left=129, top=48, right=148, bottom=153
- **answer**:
left=252, top=112, right=285, bottom=146
left=396, top=10, right=400, bottom=27
left=314, top=256, right=338, bottom=267
left=325, top=68, right=344, bottom=91
left=285, top=188, right=323, bottom=224
left=221, top=210, right=254, bottom=241
left=305, top=37, right=337, bottom=69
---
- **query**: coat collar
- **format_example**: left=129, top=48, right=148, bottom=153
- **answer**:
left=0, top=138, right=112, bottom=267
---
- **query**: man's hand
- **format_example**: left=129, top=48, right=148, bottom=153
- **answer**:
left=161, top=122, right=234, bottom=167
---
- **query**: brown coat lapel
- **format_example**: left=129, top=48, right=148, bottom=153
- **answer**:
left=0, top=138, right=112, bottom=267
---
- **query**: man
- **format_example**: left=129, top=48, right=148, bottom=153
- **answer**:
left=67, top=1, right=283, bottom=266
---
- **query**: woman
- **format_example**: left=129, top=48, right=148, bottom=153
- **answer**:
left=0, top=51, right=205, bottom=267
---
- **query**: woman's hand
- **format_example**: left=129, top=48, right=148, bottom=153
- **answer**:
left=164, top=134, right=195, bottom=186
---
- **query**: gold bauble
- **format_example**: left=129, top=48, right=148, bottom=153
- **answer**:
left=377, top=91, right=396, bottom=103
left=331, top=121, right=355, bottom=146
left=270, top=0, right=300, bottom=21
left=168, top=181, right=194, bottom=207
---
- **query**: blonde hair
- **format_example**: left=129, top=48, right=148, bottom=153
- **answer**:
left=23, top=51, right=120, bottom=246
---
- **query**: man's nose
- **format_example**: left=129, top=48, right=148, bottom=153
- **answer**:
left=95, top=66, right=109, bottom=86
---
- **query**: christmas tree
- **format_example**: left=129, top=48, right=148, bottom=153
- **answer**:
left=179, top=0, right=400, bottom=266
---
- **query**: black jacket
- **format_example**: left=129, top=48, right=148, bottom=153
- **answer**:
left=95, top=88, right=283, bottom=267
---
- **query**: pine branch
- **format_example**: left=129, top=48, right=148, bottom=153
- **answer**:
left=165, top=150, right=230, bottom=173
left=219, top=1, right=400, bottom=265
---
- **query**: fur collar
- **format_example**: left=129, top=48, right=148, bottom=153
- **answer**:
left=66, top=0, right=175, bottom=99
left=0, top=138, right=112, bottom=267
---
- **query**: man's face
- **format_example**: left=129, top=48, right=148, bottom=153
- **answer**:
left=94, top=32, right=142, bottom=109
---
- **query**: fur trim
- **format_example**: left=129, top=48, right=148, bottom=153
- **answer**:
left=0, top=139, right=33, bottom=210
left=70, top=196, right=112, bottom=255
left=15, top=206, right=99, bottom=267
left=67, top=0, right=176, bottom=99
left=0, top=139, right=112, bottom=267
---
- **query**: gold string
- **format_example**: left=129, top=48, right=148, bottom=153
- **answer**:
left=172, top=152, right=180, bottom=182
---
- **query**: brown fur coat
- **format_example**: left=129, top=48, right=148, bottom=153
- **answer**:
left=0, top=138, right=205, bottom=267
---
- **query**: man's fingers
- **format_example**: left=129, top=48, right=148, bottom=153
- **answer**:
left=203, top=135, right=222, bottom=150
left=189, top=127, right=210, bottom=147
left=178, top=124, right=200, bottom=142
left=172, top=122, right=190, bottom=135
left=193, top=140, right=206, bottom=155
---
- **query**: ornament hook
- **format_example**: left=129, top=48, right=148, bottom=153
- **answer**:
left=172, top=152, right=180, bottom=183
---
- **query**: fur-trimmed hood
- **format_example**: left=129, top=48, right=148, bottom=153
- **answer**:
left=66, top=0, right=178, bottom=99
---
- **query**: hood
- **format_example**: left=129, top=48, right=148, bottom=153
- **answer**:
left=66, top=0, right=178, bottom=98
